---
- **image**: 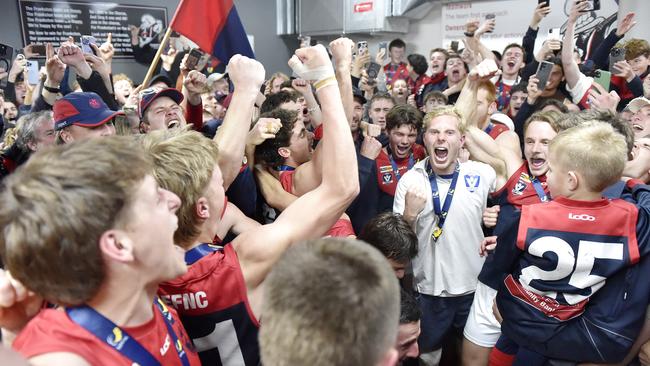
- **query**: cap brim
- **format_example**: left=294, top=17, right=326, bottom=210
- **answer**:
left=628, top=98, right=650, bottom=113
left=71, top=110, right=125, bottom=128
left=139, top=88, right=185, bottom=118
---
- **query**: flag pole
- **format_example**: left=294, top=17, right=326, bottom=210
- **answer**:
left=141, top=26, right=174, bottom=88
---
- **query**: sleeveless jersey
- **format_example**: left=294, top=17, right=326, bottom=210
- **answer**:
left=280, top=170, right=355, bottom=237
left=479, top=162, right=549, bottom=289
left=492, top=162, right=548, bottom=210
left=375, top=143, right=426, bottom=196
left=158, top=244, right=260, bottom=366
left=13, top=306, right=200, bottom=365
left=498, top=196, right=639, bottom=327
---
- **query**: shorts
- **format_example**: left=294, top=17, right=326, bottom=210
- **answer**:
left=464, top=281, right=501, bottom=347
left=417, top=292, right=474, bottom=352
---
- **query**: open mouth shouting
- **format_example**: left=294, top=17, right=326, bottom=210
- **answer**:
left=433, top=147, right=449, bottom=162
left=529, top=157, right=546, bottom=170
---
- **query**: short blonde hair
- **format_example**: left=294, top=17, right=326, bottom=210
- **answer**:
left=549, top=122, right=626, bottom=192
left=260, top=238, right=400, bottom=366
left=0, top=136, right=150, bottom=305
left=423, top=106, right=466, bottom=134
left=140, top=128, right=219, bottom=247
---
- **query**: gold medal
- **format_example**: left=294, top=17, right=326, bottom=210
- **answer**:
left=431, top=226, right=442, bottom=242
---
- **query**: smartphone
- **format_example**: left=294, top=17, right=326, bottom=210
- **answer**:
left=609, top=47, right=626, bottom=73
left=185, top=48, right=203, bottom=70
left=25, top=60, right=39, bottom=85
left=548, top=28, right=561, bottom=40
left=538, top=0, right=550, bottom=6
left=581, top=0, right=600, bottom=12
left=485, top=14, right=496, bottom=33
left=81, top=35, right=96, bottom=55
left=536, top=61, right=554, bottom=90
left=450, top=41, right=459, bottom=53
left=367, top=62, right=381, bottom=80
left=357, top=41, right=368, bottom=55
left=0, top=43, right=14, bottom=88
left=378, top=41, right=388, bottom=59
left=592, top=70, right=611, bottom=91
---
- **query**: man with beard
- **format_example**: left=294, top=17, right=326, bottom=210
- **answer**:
left=455, top=59, right=562, bottom=366
left=393, top=106, right=496, bottom=366
left=351, top=87, right=367, bottom=149
left=492, top=44, right=525, bottom=112
left=349, top=104, right=426, bottom=234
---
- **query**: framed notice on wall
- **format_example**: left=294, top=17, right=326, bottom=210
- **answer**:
left=18, top=0, right=168, bottom=58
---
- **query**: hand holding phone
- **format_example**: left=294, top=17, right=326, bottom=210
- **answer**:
left=81, top=36, right=97, bottom=55
left=609, top=47, right=626, bottom=73
left=535, top=61, right=554, bottom=90
left=185, top=48, right=203, bottom=70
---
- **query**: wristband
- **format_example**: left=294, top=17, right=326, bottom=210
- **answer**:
left=43, top=85, right=60, bottom=93
left=464, top=31, right=475, bottom=37
left=314, top=76, right=337, bottom=91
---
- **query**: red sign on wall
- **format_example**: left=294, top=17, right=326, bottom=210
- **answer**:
left=354, top=1, right=373, bottom=13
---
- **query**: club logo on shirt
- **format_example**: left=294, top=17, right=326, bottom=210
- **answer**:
left=464, top=174, right=480, bottom=192
left=107, top=327, right=128, bottom=350
left=382, top=172, right=393, bottom=184
left=512, top=172, right=531, bottom=196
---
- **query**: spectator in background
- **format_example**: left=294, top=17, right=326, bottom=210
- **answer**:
left=407, top=53, right=433, bottom=108
left=384, top=38, right=410, bottom=87
left=54, top=92, right=119, bottom=144
left=0, top=111, right=55, bottom=180
left=112, top=73, right=134, bottom=107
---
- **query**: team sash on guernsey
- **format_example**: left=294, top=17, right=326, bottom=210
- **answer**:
left=66, top=298, right=190, bottom=366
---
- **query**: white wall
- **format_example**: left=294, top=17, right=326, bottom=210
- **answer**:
left=354, top=0, right=648, bottom=59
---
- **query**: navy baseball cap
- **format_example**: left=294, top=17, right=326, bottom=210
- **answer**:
left=138, top=87, right=184, bottom=119
left=53, top=92, right=124, bottom=131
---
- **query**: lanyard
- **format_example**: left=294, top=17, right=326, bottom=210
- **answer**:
left=530, top=176, right=549, bottom=203
left=428, top=161, right=461, bottom=241
left=484, top=123, right=494, bottom=135
left=274, top=165, right=295, bottom=172
left=388, top=150, right=414, bottom=182
left=185, top=243, right=221, bottom=265
left=66, top=298, right=190, bottom=366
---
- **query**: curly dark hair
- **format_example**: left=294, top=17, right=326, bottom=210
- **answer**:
left=254, top=108, right=299, bottom=168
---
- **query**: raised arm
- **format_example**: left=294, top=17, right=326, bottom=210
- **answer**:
left=233, top=43, right=359, bottom=293
left=213, top=56, right=265, bottom=191
left=291, top=38, right=355, bottom=196
left=457, top=60, right=519, bottom=188
left=562, top=0, right=588, bottom=90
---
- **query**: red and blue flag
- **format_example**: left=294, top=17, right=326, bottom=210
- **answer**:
left=170, top=0, right=255, bottom=64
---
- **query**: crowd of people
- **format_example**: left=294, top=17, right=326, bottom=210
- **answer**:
left=0, top=0, right=650, bottom=365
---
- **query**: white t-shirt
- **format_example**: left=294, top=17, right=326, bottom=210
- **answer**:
left=394, top=158, right=496, bottom=297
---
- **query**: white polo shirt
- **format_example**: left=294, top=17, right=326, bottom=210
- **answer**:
left=394, top=158, right=496, bottom=297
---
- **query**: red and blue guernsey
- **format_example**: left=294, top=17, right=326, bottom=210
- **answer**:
left=171, top=0, right=254, bottom=65
left=479, top=162, right=549, bottom=289
left=158, top=244, right=260, bottom=366
left=493, top=182, right=650, bottom=361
